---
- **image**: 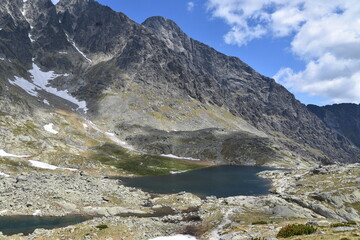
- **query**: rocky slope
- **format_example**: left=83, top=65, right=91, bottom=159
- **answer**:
left=1, top=0, right=360, bottom=167
left=0, top=164, right=359, bottom=239
left=308, top=103, right=360, bottom=149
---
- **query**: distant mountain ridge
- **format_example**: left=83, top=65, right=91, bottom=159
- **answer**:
left=308, top=103, right=360, bottom=149
left=0, top=0, right=359, bottom=167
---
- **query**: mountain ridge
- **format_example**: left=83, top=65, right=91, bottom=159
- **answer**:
left=308, top=103, right=360, bottom=149
left=0, top=0, right=359, bottom=167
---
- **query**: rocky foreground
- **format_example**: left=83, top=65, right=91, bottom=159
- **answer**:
left=0, top=164, right=359, bottom=239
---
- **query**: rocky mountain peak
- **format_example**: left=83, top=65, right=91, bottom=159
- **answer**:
left=57, top=0, right=94, bottom=7
left=142, top=16, right=191, bottom=54
left=143, top=16, right=183, bottom=35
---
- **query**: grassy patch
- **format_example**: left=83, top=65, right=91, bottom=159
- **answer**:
left=277, top=224, right=317, bottom=238
left=345, top=202, right=360, bottom=212
left=252, top=221, right=268, bottom=225
left=12, top=120, right=39, bottom=136
left=95, top=224, right=108, bottom=230
left=92, top=143, right=205, bottom=176
left=0, top=158, right=24, bottom=167
left=331, top=221, right=357, bottom=228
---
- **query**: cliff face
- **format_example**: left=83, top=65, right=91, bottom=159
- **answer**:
left=308, top=104, right=360, bottom=149
left=1, top=0, right=359, bottom=167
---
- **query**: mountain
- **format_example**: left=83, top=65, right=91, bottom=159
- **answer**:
left=0, top=0, right=359, bottom=170
left=308, top=103, right=360, bottom=149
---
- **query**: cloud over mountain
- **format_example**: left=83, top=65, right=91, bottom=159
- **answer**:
left=206, top=0, right=360, bottom=104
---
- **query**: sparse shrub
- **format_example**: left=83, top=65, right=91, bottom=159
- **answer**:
left=340, top=238, right=351, bottom=240
left=276, top=224, right=317, bottom=238
left=252, top=220, right=268, bottom=225
left=95, top=224, right=108, bottom=230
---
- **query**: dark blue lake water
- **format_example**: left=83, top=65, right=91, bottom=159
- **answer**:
left=0, top=215, right=91, bottom=236
left=120, top=165, right=274, bottom=198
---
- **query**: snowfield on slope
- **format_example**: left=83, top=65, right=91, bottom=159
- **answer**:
left=28, top=160, right=77, bottom=171
left=105, top=132, right=137, bottom=151
left=86, top=120, right=137, bottom=152
left=9, top=62, right=87, bottom=112
left=160, top=154, right=200, bottom=161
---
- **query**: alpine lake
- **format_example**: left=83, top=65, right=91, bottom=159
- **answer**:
left=0, top=165, right=275, bottom=236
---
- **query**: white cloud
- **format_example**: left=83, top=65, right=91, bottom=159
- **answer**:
left=187, top=2, right=195, bottom=12
left=206, top=0, right=360, bottom=103
left=275, top=54, right=360, bottom=103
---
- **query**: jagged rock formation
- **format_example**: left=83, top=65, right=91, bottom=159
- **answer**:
left=0, top=0, right=359, bottom=167
left=308, top=103, right=360, bottom=149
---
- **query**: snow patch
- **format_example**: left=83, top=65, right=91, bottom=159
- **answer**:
left=87, top=120, right=102, bottom=131
left=83, top=123, right=88, bottom=128
left=0, top=172, right=10, bottom=177
left=10, top=76, right=38, bottom=96
left=0, top=58, right=4, bottom=61
left=149, top=235, right=197, bottom=240
left=86, top=120, right=137, bottom=152
left=44, top=123, right=58, bottom=134
left=28, top=160, right=77, bottom=171
left=29, top=160, right=57, bottom=170
left=9, top=62, right=88, bottom=112
left=161, top=154, right=200, bottom=161
left=28, top=33, right=34, bottom=42
left=43, top=99, right=50, bottom=105
left=0, top=149, right=30, bottom=158
left=170, top=170, right=187, bottom=174
left=0, top=210, right=8, bottom=215
left=105, top=132, right=136, bottom=151
left=33, top=210, right=41, bottom=216
left=65, top=33, right=92, bottom=62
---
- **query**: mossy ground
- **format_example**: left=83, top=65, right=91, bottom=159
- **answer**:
left=91, top=143, right=208, bottom=176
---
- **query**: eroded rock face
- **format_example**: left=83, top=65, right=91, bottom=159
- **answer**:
left=308, top=103, right=360, bottom=149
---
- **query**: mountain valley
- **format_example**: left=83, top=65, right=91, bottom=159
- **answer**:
left=0, top=0, right=359, bottom=239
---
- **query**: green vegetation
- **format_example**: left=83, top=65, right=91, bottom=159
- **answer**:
left=340, top=238, right=351, bottom=240
left=331, top=221, right=357, bottom=228
left=252, top=221, right=268, bottom=225
left=12, top=120, right=38, bottom=136
left=92, top=143, right=205, bottom=176
left=0, top=158, right=24, bottom=167
left=276, top=224, right=317, bottom=238
left=95, top=224, right=108, bottom=230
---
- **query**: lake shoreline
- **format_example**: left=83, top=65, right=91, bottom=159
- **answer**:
left=0, top=164, right=359, bottom=239
left=115, top=165, right=276, bottom=198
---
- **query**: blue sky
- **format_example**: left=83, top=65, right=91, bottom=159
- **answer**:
left=96, top=0, right=360, bottom=106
